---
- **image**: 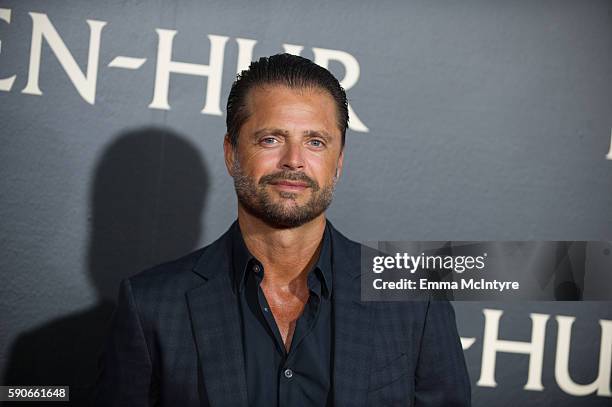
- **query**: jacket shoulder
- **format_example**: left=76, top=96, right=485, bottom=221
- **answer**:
left=130, top=248, right=204, bottom=283
left=124, top=249, right=205, bottom=299
left=327, top=220, right=362, bottom=255
left=127, top=224, right=232, bottom=294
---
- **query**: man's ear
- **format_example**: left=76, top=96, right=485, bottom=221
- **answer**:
left=335, top=148, right=345, bottom=180
left=223, top=134, right=236, bottom=176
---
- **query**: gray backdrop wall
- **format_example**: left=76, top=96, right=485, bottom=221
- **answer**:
left=0, top=0, right=611, bottom=405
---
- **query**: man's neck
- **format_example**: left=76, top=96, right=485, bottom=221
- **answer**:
left=237, top=207, right=326, bottom=288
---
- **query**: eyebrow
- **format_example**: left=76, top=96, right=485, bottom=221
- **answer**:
left=303, top=130, right=331, bottom=141
left=253, top=128, right=331, bottom=141
left=253, top=128, right=289, bottom=138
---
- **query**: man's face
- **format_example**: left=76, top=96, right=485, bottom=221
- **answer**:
left=224, top=85, right=344, bottom=229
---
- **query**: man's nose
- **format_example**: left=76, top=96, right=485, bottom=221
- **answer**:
left=279, top=142, right=305, bottom=171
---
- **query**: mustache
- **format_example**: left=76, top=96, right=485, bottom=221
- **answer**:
left=259, top=171, right=318, bottom=189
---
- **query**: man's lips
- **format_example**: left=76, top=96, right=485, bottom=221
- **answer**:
left=269, top=180, right=310, bottom=190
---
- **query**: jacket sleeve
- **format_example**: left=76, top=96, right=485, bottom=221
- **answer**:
left=94, top=278, right=156, bottom=407
left=414, top=299, right=471, bottom=406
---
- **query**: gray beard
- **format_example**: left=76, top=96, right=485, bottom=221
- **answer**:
left=231, top=159, right=336, bottom=229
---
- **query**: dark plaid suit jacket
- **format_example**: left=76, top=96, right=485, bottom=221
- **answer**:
left=95, top=221, right=470, bottom=406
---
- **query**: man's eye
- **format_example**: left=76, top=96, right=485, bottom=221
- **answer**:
left=308, top=139, right=325, bottom=147
left=261, top=137, right=278, bottom=145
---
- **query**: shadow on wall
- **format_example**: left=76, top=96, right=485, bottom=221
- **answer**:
left=2, top=127, right=209, bottom=406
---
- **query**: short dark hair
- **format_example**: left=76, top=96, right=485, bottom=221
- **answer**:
left=226, top=53, right=349, bottom=148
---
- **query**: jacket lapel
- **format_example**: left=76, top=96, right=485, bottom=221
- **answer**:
left=186, top=227, right=248, bottom=407
left=330, top=223, right=374, bottom=406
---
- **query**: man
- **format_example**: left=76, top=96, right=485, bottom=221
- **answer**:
left=95, top=54, right=470, bottom=406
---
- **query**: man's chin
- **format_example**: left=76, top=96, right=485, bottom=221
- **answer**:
left=259, top=204, right=323, bottom=229
left=262, top=213, right=321, bottom=229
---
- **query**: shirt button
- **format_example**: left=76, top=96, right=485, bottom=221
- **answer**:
left=253, top=264, right=261, bottom=273
left=284, top=368, right=293, bottom=379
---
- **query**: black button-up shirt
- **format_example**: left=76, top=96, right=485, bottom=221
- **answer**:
left=231, top=221, right=333, bottom=407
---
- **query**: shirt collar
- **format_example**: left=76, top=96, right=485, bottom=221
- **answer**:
left=230, top=220, right=333, bottom=299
